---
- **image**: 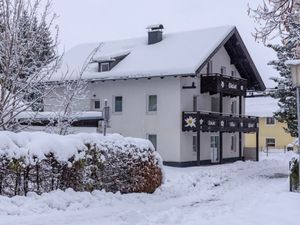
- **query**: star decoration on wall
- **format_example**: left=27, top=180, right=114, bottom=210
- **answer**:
left=185, top=116, right=196, bottom=128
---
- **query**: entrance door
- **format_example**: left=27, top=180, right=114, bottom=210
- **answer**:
left=210, top=135, right=219, bottom=163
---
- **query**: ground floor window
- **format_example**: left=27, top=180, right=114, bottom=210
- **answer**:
left=148, top=134, right=157, bottom=150
left=114, top=96, right=123, bottom=113
left=231, top=134, right=237, bottom=152
left=193, top=136, right=197, bottom=152
left=266, top=138, right=276, bottom=148
left=91, top=99, right=101, bottom=110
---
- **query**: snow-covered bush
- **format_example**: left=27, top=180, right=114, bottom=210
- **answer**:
left=289, top=157, right=299, bottom=192
left=0, top=132, right=163, bottom=197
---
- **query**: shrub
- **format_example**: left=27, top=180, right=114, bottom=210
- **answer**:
left=0, top=132, right=163, bottom=197
left=290, top=157, right=299, bottom=192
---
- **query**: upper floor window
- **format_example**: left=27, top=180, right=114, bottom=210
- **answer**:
left=99, top=62, right=110, bottom=72
left=266, top=117, right=275, bottom=125
left=231, top=70, right=236, bottom=77
left=193, top=96, right=198, bottom=111
left=231, top=134, right=237, bottom=152
left=207, top=60, right=213, bottom=74
left=211, top=97, right=220, bottom=113
left=91, top=99, right=101, bottom=110
left=221, top=66, right=226, bottom=75
left=114, top=96, right=123, bottom=113
left=147, top=95, right=157, bottom=112
left=231, top=101, right=237, bottom=115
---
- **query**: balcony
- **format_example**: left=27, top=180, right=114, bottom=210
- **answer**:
left=201, top=73, right=247, bottom=97
left=182, top=111, right=258, bottom=133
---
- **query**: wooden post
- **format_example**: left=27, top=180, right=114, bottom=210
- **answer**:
left=239, top=96, right=242, bottom=160
left=219, top=93, right=223, bottom=164
left=197, top=130, right=201, bottom=166
left=256, top=130, right=259, bottom=161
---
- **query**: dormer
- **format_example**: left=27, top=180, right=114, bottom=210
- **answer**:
left=97, top=59, right=115, bottom=72
left=92, top=50, right=130, bottom=72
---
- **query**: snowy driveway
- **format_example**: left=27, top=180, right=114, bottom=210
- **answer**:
left=0, top=152, right=299, bottom=225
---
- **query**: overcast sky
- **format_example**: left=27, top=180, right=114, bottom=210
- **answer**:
left=52, top=0, right=278, bottom=88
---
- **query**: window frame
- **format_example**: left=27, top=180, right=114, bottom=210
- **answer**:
left=265, top=137, right=276, bottom=148
left=91, top=99, right=101, bottom=111
left=207, top=60, right=213, bottom=74
left=147, top=94, right=157, bottom=113
left=230, top=134, right=237, bottom=152
left=231, top=100, right=237, bottom=115
left=113, top=96, right=123, bottom=114
left=100, top=62, right=110, bottom=72
left=193, top=135, right=197, bottom=152
left=220, top=66, right=226, bottom=75
left=193, top=95, right=198, bottom=112
left=147, top=134, right=157, bottom=151
left=265, top=117, right=276, bottom=126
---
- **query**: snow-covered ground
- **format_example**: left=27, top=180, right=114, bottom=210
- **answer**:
left=0, top=151, right=299, bottom=225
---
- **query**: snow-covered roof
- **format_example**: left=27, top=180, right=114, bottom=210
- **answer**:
left=246, top=96, right=279, bottom=117
left=51, top=26, right=236, bottom=81
left=50, top=25, right=265, bottom=91
left=17, top=111, right=103, bottom=121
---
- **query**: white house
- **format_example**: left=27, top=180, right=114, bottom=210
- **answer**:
left=45, top=25, right=265, bottom=167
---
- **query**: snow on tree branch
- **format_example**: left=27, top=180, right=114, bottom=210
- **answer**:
left=44, top=43, right=103, bottom=135
left=248, top=0, right=300, bottom=44
left=0, top=0, right=60, bottom=131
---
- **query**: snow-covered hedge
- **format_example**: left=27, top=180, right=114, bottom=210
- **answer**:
left=0, top=132, right=163, bottom=197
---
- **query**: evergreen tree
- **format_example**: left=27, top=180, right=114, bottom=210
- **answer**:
left=268, top=19, right=300, bottom=137
left=0, top=0, right=60, bottom=130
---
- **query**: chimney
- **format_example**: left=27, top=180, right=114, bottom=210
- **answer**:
left=146, top=24, right=164, bottom=45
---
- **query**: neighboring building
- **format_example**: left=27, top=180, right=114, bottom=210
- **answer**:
left=45, top=25, right=265, bottom=167
left=245, top=96, right=294, bottom=150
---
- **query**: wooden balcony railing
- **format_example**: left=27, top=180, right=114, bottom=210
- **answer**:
left=201, top=73, right=247, bottom=97
left=182, top=111, right=258, bottom=133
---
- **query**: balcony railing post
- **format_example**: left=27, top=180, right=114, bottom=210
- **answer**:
left=239, top=95, right=242, bottom=160
left=219, top=93, right=223, bottom=164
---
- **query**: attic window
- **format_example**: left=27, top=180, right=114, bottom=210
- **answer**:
left=99, top=62, right=110, bottom=72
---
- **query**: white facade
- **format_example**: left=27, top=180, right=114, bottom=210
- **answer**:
left=45, top=46, right=247, bottom=165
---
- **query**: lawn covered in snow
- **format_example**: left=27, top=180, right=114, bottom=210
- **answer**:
left=0, top=151, right=299, bottom=225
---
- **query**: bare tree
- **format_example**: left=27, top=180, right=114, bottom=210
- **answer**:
left=0, top=0, right=60, bottom=130
left=248, top=0, right=300, bottom=44
left=45, top=44, right=103, bottom=135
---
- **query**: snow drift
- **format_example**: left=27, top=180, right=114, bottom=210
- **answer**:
left=0, top=132, right=163, bottom=196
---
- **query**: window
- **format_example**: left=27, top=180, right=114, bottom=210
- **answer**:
left=231, top=70, right=236, bottom=77
left=148, top=95, right=157, bottom=112
left=221, top=66, right=226, bottom=75
left=193, top=96, right=198, bottom=111
left=148, top=134, right=157, bottom=150
left=231, top=101, right=237, bottom=115
left=193, top=136, right=197, bottom=152
left=266, top=117, right=275, bottom=125
left=211, top=97, right=220, bottom=112
left=231, top=135, right=237, bottom=152
left=207, top=60, right=213, bottom=74
left=114, top=96, right=123, bottom=113
left=266, top=138, right=275, bottom=147
left=91, top=99, right=101, bottom=110
left=100, top=63, right=110, bottom=72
